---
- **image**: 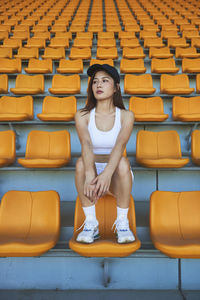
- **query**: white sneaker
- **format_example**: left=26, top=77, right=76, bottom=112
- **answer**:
left=112, top=216, right=135, bottom=244
left=76, top=216, right=100, bottom=244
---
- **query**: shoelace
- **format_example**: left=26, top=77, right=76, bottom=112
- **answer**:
left=76, top=219, right=97, bottom=232
left=112, top=218, right=129, bottom=233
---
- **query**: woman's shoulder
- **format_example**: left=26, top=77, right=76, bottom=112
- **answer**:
left=75, top=109, right=90, bottom=124
left=120, top=108, right=134, bottom=123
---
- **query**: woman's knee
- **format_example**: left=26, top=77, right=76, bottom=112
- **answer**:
left=115, top=157, right=131, bottom=177
left=76, top=157, right=84, bottom=174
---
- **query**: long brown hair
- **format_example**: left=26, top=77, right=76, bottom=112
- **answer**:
left=81, top=70, right=126, bottom=113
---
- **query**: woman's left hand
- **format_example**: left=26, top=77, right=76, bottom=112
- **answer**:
left=91, top=170, right=112, bottom=200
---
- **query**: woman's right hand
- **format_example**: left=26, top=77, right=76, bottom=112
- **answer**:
left=84, top=173, right=97, bottom=202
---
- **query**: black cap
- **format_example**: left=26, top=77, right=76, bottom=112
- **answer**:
left=87, top=64, right=120, bottom=83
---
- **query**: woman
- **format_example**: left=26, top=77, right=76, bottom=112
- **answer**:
left=75, top=64, right=135, bottom=244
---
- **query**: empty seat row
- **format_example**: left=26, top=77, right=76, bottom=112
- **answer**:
left=2, top=129, right=200, bottom=168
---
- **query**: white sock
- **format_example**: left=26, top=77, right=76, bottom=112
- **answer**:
left=83, top=205, right=96, bottom=220
left=117, top=206, right=129, bottom=219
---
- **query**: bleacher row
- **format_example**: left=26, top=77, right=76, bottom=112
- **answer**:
left=0, top=0, right=200, bottom=262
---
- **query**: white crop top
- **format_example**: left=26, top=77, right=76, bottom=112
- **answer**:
left=88, top=107, right=121, bottom=155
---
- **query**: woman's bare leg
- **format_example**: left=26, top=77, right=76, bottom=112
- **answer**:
left=75, top=157, right=95, bottom=207
left=109, top=157, right=133, bottom=208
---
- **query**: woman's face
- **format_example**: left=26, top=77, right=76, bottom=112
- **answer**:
left=92, top=70, right=116, bottom=101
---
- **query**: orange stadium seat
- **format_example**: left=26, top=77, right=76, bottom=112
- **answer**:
left=129, top=96, right=168, bottom=121
left=73, top=38, right=93, bottom=48
left=151, top=58, right=179, bottom=73
left=172, top=96, right=200, bottom=121
left=31, top=25, right=49, bottom=33
left=70, top=25, right=85, bottom=33
left=161, top=30, right=179, bottom=39
left=160, top=74, right=194, bottom=95
left=122, top=47, right=145, bottom=59
left=89, top=59, right=114, bottom=66
left=150, top=190, right=200, bottom=258
left=180, top=24, right=197, bottom=31
left=182, top=58, right=200, bottom=73
left=143, top=25, right=159, bottom=32
left=0, top=95, right=33, bottom=121
left=25, top=38, right=46, bottom=49
left=97, top=38, right=116, bottom=48
left=0, top=74, right=8, bottom=93
left=192, top=130, right=200, bottom=165
left=168, top=37, right=189, bottom=48
left=191, top=37, right=200, bottom=48
left=120, top=38, right=140, bottom=48
left=124, top=25, right=140, bottom=32
left=69, top=47, right=91, bottom=60
left=98, top=32, right=114, bottom=39
left=24, top=59, right=52, bottom=73
left=37, top=96, right=76, bottom=121
left=1, top=38, right=22, bottom=49
left=69, top=194, right=141, bottom=257
left=0, top=58, right=21, bottom=73
left=57, top=59, right=83, bottom=73
left=120, top=58, right=146, bottom=73
left=124, top=74, right=156, bottom=95
left=49, top=74, right=80, bottom=94
left=88, top=25, right=103, bottom=32
left=136, top=130, right=189, bottom=168
left=118, top=32, right=135, bottom=39
left=14, top=47, right=39, bottom=59
left=0, top=32, right=8, bottom=40
left=149, top=47, right=173, bottom=58
left=0, top=130, right=15, bottom=166
left=50, top=25, right=67, bottom=33
left=55, top=32, right=72, bottom=40
left=144, top=38, right=164, bottom=48
left=11, top=31, right=29, bottom=40
left=49, top=37, right=69, bottom=48
left=42, top=47, right=65, bottom=59
left=182, top=30, right=200, bottom=39
left=106, top=25, right=122, bottom=32
left=96, top=47, right=118, bottom=59
left=196, top=74, right=200, bottom=93
left=76, top=32, right=93, bottom=39
left=18, top=130, right=71, bottom=168
left=13, top=25, right=30, bottom=32
left=0, top=190, right=60, bottom=257
left=10, top=74, right=44, bottom=95
left=140, top=30, right=158, bottom=39
left=175, top=47, right=200, bottom=59
left=0, top=25, right=11, bottom=32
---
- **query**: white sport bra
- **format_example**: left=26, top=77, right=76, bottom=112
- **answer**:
left=88, top=107, right=121, bottom=155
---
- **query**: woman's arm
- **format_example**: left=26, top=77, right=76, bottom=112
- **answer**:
left=75, top=110, right=97, bottom=200
left=92, top=110, right=134, bottom=197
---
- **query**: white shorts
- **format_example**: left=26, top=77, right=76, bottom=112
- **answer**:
left=95, top=162, right=134, bottom=182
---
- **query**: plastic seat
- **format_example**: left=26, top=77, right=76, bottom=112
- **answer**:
left=143, top=25, right=159, bottom=32
left=118, top=31, right=135, bottom=39
left=70, top=25, right=85, bottom=33
left=182, top=58, right=200, bottom=73
left=77, top=32, right=93, bottom=39
left=182, top=30, right=200, bottom=39
left=0, top=25, right=11, bottom=32
left=69, top=194, right=141, bottom=257
left=1, top=38, right=22, bottom=49
left=136, top=130, right=189, bottom=168
left=73, top=38, right=92, bottom=48
left=120, top=58, right=146, bottom=73
left=97, top=38, right=116, bottom=48
left=57, top=59, right=83, bottom=73
left=144, top=38, right=164, bottom=48
left=31, top=25, right=48, bottom=33
left=0, top=130, right=15, bottom=166
left=14, top=47, right=39, bottom=59
left=98, top=32, right=114, bottom=39
left=55, top=32, right=72, bottom=40
left=0, top=58, right=21, bottom=73
left=192, top=130, right=200, bottom=165
left=10, top=75, right=44, bottom=95
left=25, top=38, right=46, bottom=49
left=140, top=30, right=158, bottom=39
left=129, top=96, right=168, bottom=121
left=122, top=47, right=145, bottom=59
left=13, top=25, right=30, bottom=32
left=0, top=95, right=33, bottom=121
left=124, top=25, right=140, bottom=32
left=0, top=74, right=8, bottom=93
left=50, top=25, right=67, bottom=33
left=160, top=74, right=194, bottom=95
left=18, top=130, right=71, bottom=168
left=11, top=31, right=29, bottom=40
left=150, top=190, right=200, bottom=258
left=120, top=38, right=140, bottom=48
left=24, top=59, right=52, bottom=74
left=172, top=96, right=200, bottom=121
left=42, top=47, right=65, bottom=60
left=161, top=30, right=179, bottom=39
left=89, top=59, right=114, bottom=66
left=175, top=47, right=200, bottom=58
left=96, top=47, right=118, bottom=59
left=87, top=25, right=103, bottom=33
left=106, top=25, right=122, bottom=32
left=151, top=58, right=179, bottom=73
left=48, top=37, right=69, bottom=48
left=149, top=47, right=173, bottom=59
left=69, top=47, right=91, bottom=60
left=191, top=37, right=200, bottom=48
left=0, top=32, right=8, bottom=40
left=49, top=74, right=80, bottom=95
left=124, top=74, right=156, bottom=95
left=168, top=37, right=189, bottom=48
left=0, top=190, right=60, bottom=257
left=37, top=96, right=76, bottom=121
